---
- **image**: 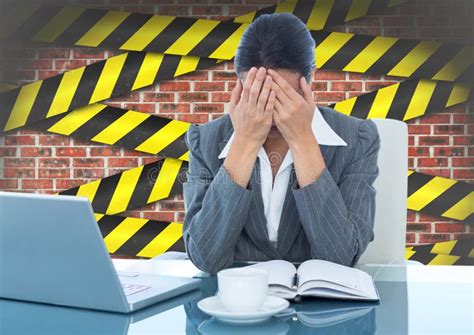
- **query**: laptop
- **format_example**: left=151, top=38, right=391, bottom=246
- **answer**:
left=0, top=191, right=201, bottom=313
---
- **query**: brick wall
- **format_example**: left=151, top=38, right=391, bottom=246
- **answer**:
left=0, top=0, right=472, bottom=247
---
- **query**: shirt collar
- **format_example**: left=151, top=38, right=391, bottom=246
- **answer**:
left=218, top=105, right=347, bottom=160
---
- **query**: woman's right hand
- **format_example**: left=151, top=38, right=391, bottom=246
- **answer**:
left=229, top=66, right=276, bottom=146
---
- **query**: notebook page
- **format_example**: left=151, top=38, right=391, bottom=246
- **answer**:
left=297, top=260, right=378, bottom=298
left=249, top=260, right=297, bottom=289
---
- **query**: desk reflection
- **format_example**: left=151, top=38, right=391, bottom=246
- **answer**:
left=0, top=275, right=408, bottom=334
left=184, top=278, right=389, bottom=335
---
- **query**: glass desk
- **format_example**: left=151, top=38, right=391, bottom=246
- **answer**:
left=1, top=260, right=472, bottom=334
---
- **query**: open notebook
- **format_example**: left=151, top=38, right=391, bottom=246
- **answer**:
left=248, top=259, right=380, bottom=301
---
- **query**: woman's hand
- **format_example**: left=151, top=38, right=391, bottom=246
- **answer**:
left=268, top=69, right=315, bottom=145
left=229, top=66, right=276, bottom=146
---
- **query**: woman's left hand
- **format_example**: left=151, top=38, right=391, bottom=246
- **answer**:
left=268, top=69, right=315, bottom=145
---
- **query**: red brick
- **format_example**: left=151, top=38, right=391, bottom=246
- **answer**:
left=331, top=81, right=362, bottom=91
left=452, top=157, right=473, bottom=167
left=22, top=179, right=53, bottom=189
left=408, top=146, right=430, bottom=156
left=39, top=158, right=70, bottom=168
left=73, top=158, right=104, bottom=168
left=417, top=157, right=448, bottom=167
left=4, top=158, right=35, bottom=167
left=39, top=169, right=71, bottom=178
left=159, top=82, right=190, bottom=92
left=433, top=147, right=464, bottom=157
left=56, top=147, right=87, bottom=157
left=3, top=168, right=35, bottom=178
left=160, top=103, right=191, bottom=113
left=193, top=104, right=224, bottom=114
left=418, top=234, right=451, bottom=243
left=433, top=125, right=465, bottom=135
left=418, top=136, right=449, bottom=145
left=107, top=158, right=139, bottom=168
left=434, top=223, right=466, bottom=233
left=178, top=92, right=209, bottom=102
left=314, top=71, right=345, bottom=80
left=20, top=147, right=51, bottom=157
left=408, top=124, right=431, bottom=134
left=39, top=135, right=70, bottom=146
left=4, top=135, right=36, bottom=146
left=0, top=179, right=18, bottom=189
left=195, top=82, right=226, bottom=91
left=90, top=147, right=122, bottom=157
left=54, top=60, right=87, bottom=70
left=73, top=169, right=105, bottom=179
left=453, top=169, right=474, bottom=179
left=143, top=92, right=175, bottom=102
left=405, top=233, right=416, bottom=244
left=406, top=223, right=432, bottom=232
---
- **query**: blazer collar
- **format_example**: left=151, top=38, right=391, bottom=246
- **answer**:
left=217, top=105, right=347, bottom=159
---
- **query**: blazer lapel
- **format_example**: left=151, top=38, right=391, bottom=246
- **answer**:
left=244, top=159, right=281, bottom=258
left=277, top=144, right=337, bottom=257
left=218, top=138, right=280, bottom=259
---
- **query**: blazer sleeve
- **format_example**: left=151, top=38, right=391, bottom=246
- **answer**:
left=291, top=119, right=381, bottom=267
left=182, top=124, right=256, bottom=274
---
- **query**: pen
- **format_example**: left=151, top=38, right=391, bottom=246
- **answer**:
left=292, top=273, right=298, bottom=290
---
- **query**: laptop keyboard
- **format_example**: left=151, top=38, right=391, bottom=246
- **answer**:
left=122, top=283, right=151, bottom=296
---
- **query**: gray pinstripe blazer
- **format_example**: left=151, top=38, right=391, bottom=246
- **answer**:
left=182, top=105, right=381, bottom=274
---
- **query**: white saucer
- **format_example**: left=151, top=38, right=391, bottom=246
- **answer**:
left=197, top=295, right=290, bottom=325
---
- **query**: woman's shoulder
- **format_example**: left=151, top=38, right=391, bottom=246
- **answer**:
left=185, top=114, right=233, bottom=153
left=319, top=105, right=379, bottom=148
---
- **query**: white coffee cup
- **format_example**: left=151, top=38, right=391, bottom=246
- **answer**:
left=217, top=267, right=268, bottom=313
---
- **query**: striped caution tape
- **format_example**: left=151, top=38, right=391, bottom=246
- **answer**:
left=34, top=103, right=190, bottom=161
left=58, top=157, right=187, bottom=216
left=0, top=52, right=218, bottom=133
left=407, top=170, right=473, bottom=224
left=2, top=65, right=471, bottom=138
left=3, top=4, right=472, bottom=82
left=1, top=0, right=407, bottom=42
left=406, top=238, right=474, bottom=258
left=0, top=83, right=190, bottom=160
left=405, top=238, right=474, bottom=265
left=313, top=30, right=473, bottom=82
left=331, top=78, right=472, bottom=121
left=94, top=213, right=184, bottom=258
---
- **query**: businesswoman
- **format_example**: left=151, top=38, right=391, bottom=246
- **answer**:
left=182, top=13, right=381, bottom=274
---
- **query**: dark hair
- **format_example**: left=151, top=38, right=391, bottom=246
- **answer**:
left=234, top=13, right=316, bottom=83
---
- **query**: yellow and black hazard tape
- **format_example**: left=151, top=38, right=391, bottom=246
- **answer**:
left=407, top=170, right=473, bottom=224
left=1, top=0, right=407, bottom=43
left=405, top=238, right=474, bottom=265
left=94, top=213, right=184, bottom=258
left=0, top=83, right=190, bottom=160
left=1, top=55, right=472, bottom=136
left=0, top=52, right=219, bottom=133
left=34, top=103, right=190, bottom=161
left=3, top=5, right=471, bottom=82
left=331, top=78, right=472, bottom=121
left=406, top=238, right=474, bottom=258
left=26, top=79, right=470, bottom=159
left=58, top=157, right=187, bottom=216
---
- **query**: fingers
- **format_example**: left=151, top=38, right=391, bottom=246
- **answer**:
left=248, top=67, right=267, bottom=108
left=300, top=76, right=313, bottom=103
left=229, top=78, right=243, bottom=114
left=241, top=67, right=258, bottom=103
left=256, top=75, right=273, bottom=117
left=268, top=69, right=296, bottom=104
left=264, top=89, right=276, bottom=120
